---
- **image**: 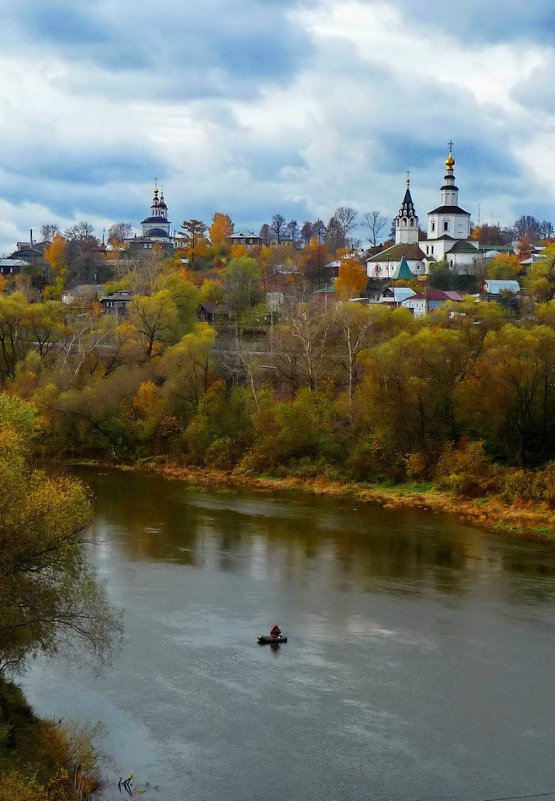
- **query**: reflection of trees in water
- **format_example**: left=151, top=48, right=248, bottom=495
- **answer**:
left=83, top=469, right=555, bottom=602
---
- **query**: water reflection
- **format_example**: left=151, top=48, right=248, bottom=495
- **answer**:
left=82, top=468, right=555, bottom=603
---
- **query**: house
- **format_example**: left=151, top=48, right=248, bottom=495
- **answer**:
left=61, top=284, right=104, bottom=305
left=196, top=302, right=230, bottom=325
left=378, top=286, right=416, bottom=306
left=402, top=288, right=464, bottom=318
left=0, top=258, right=29, bottom=276
left=229, top=231, right=261, bottom=248
left=99, top=291, right=133, bottom=315
left=480, top=279, right=520, bottom=307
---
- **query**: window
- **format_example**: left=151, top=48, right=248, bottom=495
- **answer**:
left=443, top=221, right=449, bottom=232
left=431, top=222, right=435, bottom=232
left=410, top=219, right=414, bottom=226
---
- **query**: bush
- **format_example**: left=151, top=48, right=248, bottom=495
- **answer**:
left=435, top=438, right=493, bottom=497
left=347, top=437, right=406, bottom=483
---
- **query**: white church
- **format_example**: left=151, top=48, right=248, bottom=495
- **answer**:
left=366, top=146, right=479, bottom=280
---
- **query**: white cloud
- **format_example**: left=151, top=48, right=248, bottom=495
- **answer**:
left=0, top=0, right=555, bottom=254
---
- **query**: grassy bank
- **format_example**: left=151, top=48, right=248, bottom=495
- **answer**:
left=73, top=458, right=555, bottom=544
left=0, top=679, right=100, bottom=801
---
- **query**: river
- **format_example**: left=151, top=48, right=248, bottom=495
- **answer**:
left=22, top=470, right=555, bottom=801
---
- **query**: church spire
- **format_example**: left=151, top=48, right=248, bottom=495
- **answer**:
left=395, top=173, right=419, bottom=244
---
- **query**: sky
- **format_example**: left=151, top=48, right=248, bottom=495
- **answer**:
left=1, top=0, right=555, bottom=254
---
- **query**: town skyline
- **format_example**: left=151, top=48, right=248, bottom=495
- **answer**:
left=1, top=0, right=554, bottom=254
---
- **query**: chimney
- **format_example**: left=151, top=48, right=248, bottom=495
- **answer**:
left=30, top=229, right=33, bottom=247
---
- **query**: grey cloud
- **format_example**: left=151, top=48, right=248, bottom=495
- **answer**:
left=394, top=0, right=555, bottom=44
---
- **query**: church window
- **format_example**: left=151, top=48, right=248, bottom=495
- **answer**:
left=431, top=246, right=434, bottom=255
left=431, top=222, right=435, bottom=232
left=403, top=219, right=407, bottom=226
left=410, top=219, right=414, bottom=226
left=443, top=221, right=449, bottom=232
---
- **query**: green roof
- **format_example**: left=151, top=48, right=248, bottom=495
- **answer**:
left=392, top=257, right=413, bottom=279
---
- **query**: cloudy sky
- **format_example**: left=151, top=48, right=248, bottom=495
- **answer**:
left=1, top=0, right=554, bottom=254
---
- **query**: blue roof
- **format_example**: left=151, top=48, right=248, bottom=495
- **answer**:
left=141, top=216, right=169, bottom=224
left=144, top=227, right=169, bottom=238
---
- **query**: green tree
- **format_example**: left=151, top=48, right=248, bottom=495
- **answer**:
left=128, top=289, right=180, bottom=359
left=0, top=394, right=119, bottom=673
left=455, top=324, right=555, bottom=466
left=525, top=244, right=555, bottom=303
left=222, top=257, right=264, bottom=333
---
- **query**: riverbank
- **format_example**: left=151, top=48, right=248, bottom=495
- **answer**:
left=0, top=679, right=100, bottom=801
left=72, top=459, right=555, bottom=544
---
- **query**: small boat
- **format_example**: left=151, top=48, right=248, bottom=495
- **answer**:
left=257, top=634, right=288, bottom=644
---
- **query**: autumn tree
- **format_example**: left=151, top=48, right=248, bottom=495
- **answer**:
left=160, top=323, right=217, bottom=415
left=128, top=290, right=180, bottom=358
left=0, top=293, right=29, bottom=379
left=333, top=302, right=377, bottom=422
left=471, top=224, right=513, bottom=245
left=334, top=258, right=368, bottom=299
left=358, top=326, right=470, bottom=472
left=456, top=324, right=555, bottom=466
left=259, top=224, right=271, bottom=246
left=299, top=237, right=329, bottom=288
left=485, top=253, right=521, bottom=280
left=43, top=234, right=68, bottom=287
left=0, top=393, right=120, bottom=673
left=222, top=258, right=264, bottom=334
left=525, top=244, right=555, bottom=303
left=209, top=212, right=234, bottom=247
left=180, top=219, right=208, bottom=269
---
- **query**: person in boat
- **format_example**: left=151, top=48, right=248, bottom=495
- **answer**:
left=269, top=624, right=281, bottom=638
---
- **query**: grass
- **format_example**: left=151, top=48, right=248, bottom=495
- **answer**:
left=64, top=456, right=555, bottom=545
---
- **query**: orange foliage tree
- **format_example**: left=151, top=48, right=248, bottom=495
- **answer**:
left=43, top=234, right=68, bottom=282
left=335, top=258, right=368, bottom=299
left=209, top=212, right=234, bottom=247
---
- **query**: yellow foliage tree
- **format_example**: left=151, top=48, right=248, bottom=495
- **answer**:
left=485, top=253, right=521, bottom=280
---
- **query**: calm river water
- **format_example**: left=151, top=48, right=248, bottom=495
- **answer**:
left=22, top=470, right=555, bottom=801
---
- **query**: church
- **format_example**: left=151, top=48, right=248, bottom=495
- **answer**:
left=127, top=183, right=178, bottom=255
left=366, top=145, right=479, bottom=280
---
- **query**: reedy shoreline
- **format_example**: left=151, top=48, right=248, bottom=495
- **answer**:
left=73, top=459, right=555, bottom=544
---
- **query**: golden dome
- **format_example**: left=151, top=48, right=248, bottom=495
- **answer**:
left=445, top=153, right=455, bottom=168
